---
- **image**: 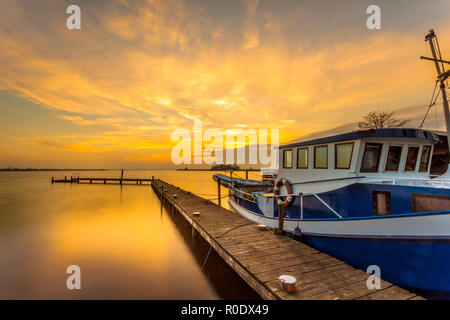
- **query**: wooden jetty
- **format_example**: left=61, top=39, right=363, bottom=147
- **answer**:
left=152, top=179, right=424, bottom=300
left=51, top=172, right=154, bottom=185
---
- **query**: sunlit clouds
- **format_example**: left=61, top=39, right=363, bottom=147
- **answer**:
left=0, top=0, right=450, bottom=168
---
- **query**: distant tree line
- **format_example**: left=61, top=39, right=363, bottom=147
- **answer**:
left=0, top=168, right=108, bottom=171
left=210, top=164, right=241, bottom=171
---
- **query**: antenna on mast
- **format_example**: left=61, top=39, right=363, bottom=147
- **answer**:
left=422, top=29, right=450, bottom=178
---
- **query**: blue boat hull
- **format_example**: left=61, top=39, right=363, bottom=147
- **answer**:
left=303, top=234, right=450, bottom=293
left=227, top=177, right=450, bottom=295
left=229, top=196, right=450, bottom=294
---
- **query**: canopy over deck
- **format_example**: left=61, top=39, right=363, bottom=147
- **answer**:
left=280, top=128, right=440, bottom=150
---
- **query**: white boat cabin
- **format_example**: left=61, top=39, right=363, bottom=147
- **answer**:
left=277, top=129, right=440, bottom=193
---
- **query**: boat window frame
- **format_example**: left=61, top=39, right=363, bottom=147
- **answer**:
left=296, top=147, right=308, bottom=169
left=384, top=145, right=403, bottom=172
left=372, top=190, right=391, bottom=216
left=411, top=193, right=450, bottom=213
left=314, top=145, right=328, bottom=169
left=404, top=146, right=420, bottom=172
left=360, top=142, right=383, bottom=173
left=282, top=149, right=293, bottom=169
left=334, top=142, right=354, bottom=170
left=419, top=145, right=432, bottom=172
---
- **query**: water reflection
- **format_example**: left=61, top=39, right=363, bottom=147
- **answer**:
left=161, top=199, right=260, bottom=300
left=0, top=170, right=261, bottom=299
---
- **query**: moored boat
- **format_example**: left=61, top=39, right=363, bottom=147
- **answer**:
left=214, top=30, right=450, bottom=294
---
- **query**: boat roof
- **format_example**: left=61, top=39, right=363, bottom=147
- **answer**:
left=279, top=128, right=441, bottom=149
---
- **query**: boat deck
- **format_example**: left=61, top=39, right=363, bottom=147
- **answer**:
left=152, top=179, right=424, bottom=300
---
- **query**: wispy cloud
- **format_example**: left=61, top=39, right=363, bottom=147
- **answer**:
left=0, top=0, right=449, bottom=167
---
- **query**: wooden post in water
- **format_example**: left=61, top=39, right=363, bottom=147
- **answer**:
left=120, top=169, right=124, bottom=185
left=160, top=184, right=164, bottom=211
left=217, top=178, right=221, bottom=207
left=274, top=203, right=285, bottom=235
left=246, top=170, right=248, bottom=179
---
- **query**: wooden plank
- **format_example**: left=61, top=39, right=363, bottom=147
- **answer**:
left=357, top=285, right=417, bottom=300
left=265, top=263, right=358, bottom=293
left=303, top=279, right=392, bottom=300
left=246, top=252, right=331, bottom=274
left=255, top=257, right=345, bottom=283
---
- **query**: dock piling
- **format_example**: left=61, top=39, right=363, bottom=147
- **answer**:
left=217, top=178, right=221, bottom=207
left=160, top=184, right=164, bottom=211
left=274, top=203, right=285, bottom=235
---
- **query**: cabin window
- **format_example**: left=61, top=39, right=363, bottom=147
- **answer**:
left=372, top=191, right=391, bottom=216
left=297, top=148, right=308, bottom=169
left=360, top=143, right=383, bottom=172
left=419, top=146, right=432, bottom=172
left=314, top=145, right=328, bottom=169
left=384, top=146, right=403, bottom=171
left=283, top=149, right=293, bottom=168
left=404, top=147, right=419, bottom=171
left=335, top=142, right=354, bottom=169
left=412, top=193, right=450, bottom=213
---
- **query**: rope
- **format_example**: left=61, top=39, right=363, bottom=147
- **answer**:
left=203, top=194, right=229, bottom=201
left=418, top=81, right=440, bottom=129
left=233, top=173, right=246, bottom=180
left=217, top=222, right=256, bottom=239
left=435, top=36, right=446, bottom=74
left=419, top=33, right=447, bottom=130
left=436, top=97, right=439, bottom=129
left=201, top=246, right=212, bottom=270
left=194, top=192, right=225, bottom=196
left=201, top=222, right=255, bottom=270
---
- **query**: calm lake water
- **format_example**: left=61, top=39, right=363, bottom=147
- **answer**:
left=0, top=170, right=261, bottom=299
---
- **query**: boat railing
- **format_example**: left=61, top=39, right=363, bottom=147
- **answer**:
left=291, top=176, right=364, bottom=185
left=228, top=183, right=343, bottom=219
left=286, top=176, right=450, bottom=188
left=227, top=176, right=450, bottom=221
left=364, top=177, right=450, bottom=188
left=228, top=183, right=258, bottom=203
left=308, top=193, right=343, bottom=219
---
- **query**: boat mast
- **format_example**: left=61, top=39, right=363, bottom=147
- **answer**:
left=423, top=29, right=450, bottom=175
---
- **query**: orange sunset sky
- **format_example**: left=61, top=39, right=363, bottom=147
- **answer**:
left=0, top=0, right=450, bottom=168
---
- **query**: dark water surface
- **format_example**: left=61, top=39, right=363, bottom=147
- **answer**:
left=0, top=170, right=261, bottom=299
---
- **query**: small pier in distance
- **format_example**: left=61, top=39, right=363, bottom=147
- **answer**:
left=152, top=179, right=424, bottom=300
left=51, top=170, right=153, bottom=185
